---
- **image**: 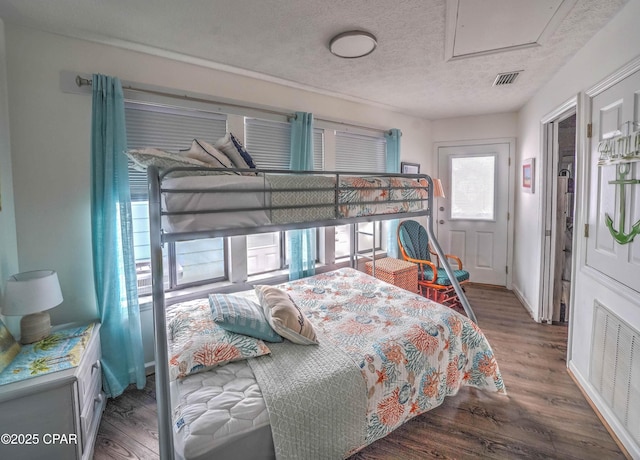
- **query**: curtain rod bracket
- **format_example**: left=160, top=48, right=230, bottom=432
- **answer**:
left=76, top=75, right=92, bottom=87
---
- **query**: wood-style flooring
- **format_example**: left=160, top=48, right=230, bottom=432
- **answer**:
left=94, top=284, right=626, bottom=460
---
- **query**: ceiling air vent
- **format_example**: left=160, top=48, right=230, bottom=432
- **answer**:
left=493, top=71, right=522, bottom=86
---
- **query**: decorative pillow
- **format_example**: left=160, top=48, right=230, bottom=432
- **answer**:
left=254, top=285, right=318, bottom=345
left=209, top=293, right=283, bottom=343
left=215, top=133, right=258, bottom=173
left=126, top=148, right=211, bottom=176
left=167, top=298, right=270, bottom=380
left=180, top=139, right=238, bottom=172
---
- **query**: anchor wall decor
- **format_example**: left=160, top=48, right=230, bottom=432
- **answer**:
left=598, top=121, right=640, bottom=245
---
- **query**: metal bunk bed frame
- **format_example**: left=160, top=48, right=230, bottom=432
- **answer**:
left=146, top=166, right=476, bottom=459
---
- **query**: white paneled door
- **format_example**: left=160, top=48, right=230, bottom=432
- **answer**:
left=587, top=68, right=640, bottom=288
left=437, top=142, right=512, bottom=286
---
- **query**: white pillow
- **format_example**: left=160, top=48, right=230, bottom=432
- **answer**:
left=126, top=148, right=210, bottom=176
left=254, top=285, right=318, bottom=345
left=181, top=139, right=236, bottom=170
left=215, top=133, right=256, bottom=174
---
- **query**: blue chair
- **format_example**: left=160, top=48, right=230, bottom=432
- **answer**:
left=397, top=219, right=470, bottom=308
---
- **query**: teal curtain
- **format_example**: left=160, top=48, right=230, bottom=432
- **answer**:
left=385, top=128, right=402, bottom=258
left=288, top=112, right=316, bottom=280
left=91, top=74, right=146, bottom=398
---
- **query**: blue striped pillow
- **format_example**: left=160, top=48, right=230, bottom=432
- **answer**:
left=209, top=294, right=283, bottom=343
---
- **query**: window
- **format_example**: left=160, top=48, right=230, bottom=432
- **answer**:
left=126, top=102, right=228, bottom=294
left=244, top=118, right=324, bottom=275
left=334, top=131, right=386, bottom=256
left=450, top=154, right=496, bottom=221
left=335, top=131, right=386, bottom=172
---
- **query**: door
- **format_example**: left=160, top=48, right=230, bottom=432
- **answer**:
left=586, top=68, right=640, bottom=288
left=437, top=142, right=512, bottom=286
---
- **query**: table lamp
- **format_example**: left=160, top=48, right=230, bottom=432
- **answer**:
left=1, top=270, right=63, bottom=344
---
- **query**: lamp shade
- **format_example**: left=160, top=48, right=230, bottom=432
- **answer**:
left=2, top=270, right=63, bottom=316
left=432, top=178, right=446, bottom=199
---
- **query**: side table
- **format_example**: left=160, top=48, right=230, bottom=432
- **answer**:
left=0, top=322, right=104, bottom=460
left=365, top=257, right=418, bottom=293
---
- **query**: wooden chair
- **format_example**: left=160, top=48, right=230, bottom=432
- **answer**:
left=397, top=219, right=470, bottom=309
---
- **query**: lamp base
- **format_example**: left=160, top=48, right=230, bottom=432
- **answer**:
left=20, top=312, right=51, bottom=344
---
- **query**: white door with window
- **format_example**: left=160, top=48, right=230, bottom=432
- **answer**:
left=436, top=141, right=513, bottom=286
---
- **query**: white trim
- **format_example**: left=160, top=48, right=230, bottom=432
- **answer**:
left=538, top=98, right=578, bottom=326
left=586, top=55, right=640, bottom=98
left=511, top=283, right=538, bottom=322
left=54, top=27, right=410, bottom=115
left=444, top=0, right=577, bottom=62
left=433, top=137, right=516, bottom=290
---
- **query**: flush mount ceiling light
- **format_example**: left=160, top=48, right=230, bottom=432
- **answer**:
left=329, top=31, right=377, bottom=59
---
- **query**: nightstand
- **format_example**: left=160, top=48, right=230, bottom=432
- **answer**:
left=365, top=257, right=419, bottom=293
left=0, top=322, right=105, bottom=460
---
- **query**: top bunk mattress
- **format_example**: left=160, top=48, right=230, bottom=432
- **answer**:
left=161, top=173, right=428, bottom=233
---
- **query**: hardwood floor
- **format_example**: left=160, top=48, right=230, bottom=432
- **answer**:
left=94, top=284, right=625, bottom=459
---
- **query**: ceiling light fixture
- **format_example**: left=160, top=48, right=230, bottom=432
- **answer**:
left=329, top=31, right=377, bottom=59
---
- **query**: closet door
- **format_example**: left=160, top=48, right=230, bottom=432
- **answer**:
left=586, top=69, right=640, bottom=288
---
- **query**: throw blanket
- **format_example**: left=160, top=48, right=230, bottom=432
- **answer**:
left=248, top=333, right=367, bottom=460
left=249, top=268, right=505, bottom=459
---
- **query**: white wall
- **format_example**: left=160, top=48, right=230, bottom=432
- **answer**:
left=430, top=112, right=518, bottom=183
left=3, top=23, right=432, bottom=363
left=516, top=0, right=640, bottom=314
left=516, top=0, right=640, bottom=455
left=0, top=20, right=19, bottom=337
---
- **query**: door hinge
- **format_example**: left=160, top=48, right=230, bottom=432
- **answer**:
left=506, top=265, right=509, bottom=274
left=584, top=224, right=589, bottom=238
left=508, top=157, right=511, bottom=166
left=507, top=212, right=510, bottom=221
left=587, top=123, right=592, bottom=138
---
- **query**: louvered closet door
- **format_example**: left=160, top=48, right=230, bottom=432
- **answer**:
left=586, top=69, right=640, bottom=289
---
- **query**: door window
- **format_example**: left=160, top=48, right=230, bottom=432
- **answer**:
left=450, top=155, right=496, bottom=221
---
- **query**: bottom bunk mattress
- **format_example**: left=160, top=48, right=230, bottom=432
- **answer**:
left=167, top=268, right=505, bottom=460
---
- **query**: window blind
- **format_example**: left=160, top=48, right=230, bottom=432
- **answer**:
left=335, top=131, right=386, bottom=173
left=125, top=102, right=227, bottom=200
left=245, top=117, right=324, bottom=171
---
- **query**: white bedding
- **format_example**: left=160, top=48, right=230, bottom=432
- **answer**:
left=161, top=174, right=428, bottom=234
left=167, top=270, right=504, bottom=460
left=162, top=175, right=272, bottom=233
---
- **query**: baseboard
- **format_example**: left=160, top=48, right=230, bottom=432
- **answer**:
left=567, top=361, right=637, bottom=460
left=510, top=283, right=537, bottom=321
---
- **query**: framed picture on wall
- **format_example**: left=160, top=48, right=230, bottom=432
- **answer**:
left=522, top=158, right=535, bottom=193
left=401, top=162, right=420, bottom=174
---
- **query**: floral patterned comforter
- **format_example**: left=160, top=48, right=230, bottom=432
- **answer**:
left=337, top=176, right=427, bottom=218
left=280, top=268, right=505, bottom=447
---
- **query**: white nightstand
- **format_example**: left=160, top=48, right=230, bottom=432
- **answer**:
left=0, top=322, right=105, bottom=460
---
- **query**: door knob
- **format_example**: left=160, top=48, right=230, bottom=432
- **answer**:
left=439, top=206, right=445, bottom=211
left=439, top=220, right=445, bottom=224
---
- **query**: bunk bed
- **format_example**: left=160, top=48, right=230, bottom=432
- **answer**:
left=146, top=164, right=504, bottom=460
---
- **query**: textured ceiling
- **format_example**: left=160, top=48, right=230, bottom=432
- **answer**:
left=0, top=0, right=627, bottom=119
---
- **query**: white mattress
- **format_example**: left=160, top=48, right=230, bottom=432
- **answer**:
left=171, top=360, right=273, bottom=460
left=162, top=175, right=272, bottom=233
left=161, top=173, right=428, bottom=234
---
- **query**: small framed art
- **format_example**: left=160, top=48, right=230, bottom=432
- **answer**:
left=522, top=158, right=535, bottom=193
left=401, top=162, right=420, bottom=174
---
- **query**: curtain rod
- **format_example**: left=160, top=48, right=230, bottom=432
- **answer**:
left=76, top=75, right=395, bottom=135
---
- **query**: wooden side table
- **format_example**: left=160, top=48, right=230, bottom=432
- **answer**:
left=365, top=257, right=418, bottom=293
left=0, top=322, right=104, bottom=460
